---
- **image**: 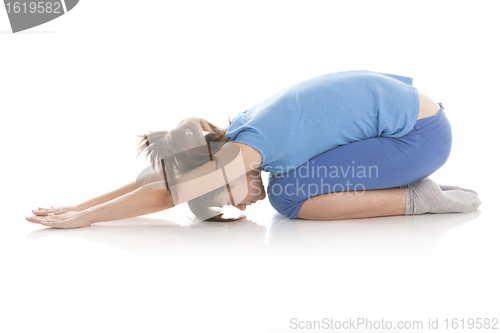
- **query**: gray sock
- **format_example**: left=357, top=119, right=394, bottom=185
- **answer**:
left=437, top=184, right=478, bottom=195
left=399, top=177, right=478, bottom=195
left=404, top=178, right=481, bottom=215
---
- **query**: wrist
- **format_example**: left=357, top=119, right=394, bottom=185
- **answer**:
left=77, top=201, right=93, bottom=211
left=80, top=207, right=96, bottom=225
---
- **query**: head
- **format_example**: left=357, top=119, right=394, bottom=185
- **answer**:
left=137, top=116, right=265, bottom=222
left=216, top=168, right=266, bottom=212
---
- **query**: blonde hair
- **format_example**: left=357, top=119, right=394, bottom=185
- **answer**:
left=136, top=117, right=244, bottom=222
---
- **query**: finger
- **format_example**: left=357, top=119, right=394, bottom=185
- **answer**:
left=25, top=216, right=43, bottom=224
left=40, top=219, right=66, bottom=229
left=32, top=209, right=59, bottom=216
left=42, top=215, right=61, bottom=222
left=34, top=207, right=57, bottom=212
left=48, top=210, right=67, bottom=216
left=32, top=210, right=48, bottom=216
left=39, top=220, right=55, bottom=228
left=37, top=207, right=59, bottom=211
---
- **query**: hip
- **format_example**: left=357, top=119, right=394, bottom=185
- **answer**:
left=416, top=88, right=441, bottom=120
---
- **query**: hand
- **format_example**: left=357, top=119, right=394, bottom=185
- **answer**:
left=31, top=204, right=87, bottom=217
left=25, top=211, right=93, bottom=229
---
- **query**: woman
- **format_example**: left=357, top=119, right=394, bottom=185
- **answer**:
left=26, top=70, right=481, bottom=228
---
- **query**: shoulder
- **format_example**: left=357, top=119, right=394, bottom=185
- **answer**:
left=230, top=142, right=263, bottom=171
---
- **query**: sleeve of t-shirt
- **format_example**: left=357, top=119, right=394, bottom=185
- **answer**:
left=229, top=131, right=270, bottom=167
left=377, top=72, right=414, bottom=86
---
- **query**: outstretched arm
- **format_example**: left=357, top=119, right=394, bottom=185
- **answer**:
left=32, top=180, right=141, bottom=216
left=28, top=141, right=263, bottom=227
left=32, top=167, right=168, bottom=217
left=26, top=187, right=174, bottom=229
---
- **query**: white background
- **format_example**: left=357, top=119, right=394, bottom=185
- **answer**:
left=1, top=1, right=498, bottom=332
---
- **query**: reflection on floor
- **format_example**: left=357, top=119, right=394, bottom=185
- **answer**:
left=27, top=208, right=481, bottom=263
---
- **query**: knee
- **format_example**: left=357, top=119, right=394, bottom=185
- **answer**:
left=431, top=119, right=453, bottom=170
left=435, top=115, right=453, bottom=163
left=267, top=178, right=302, bottom=219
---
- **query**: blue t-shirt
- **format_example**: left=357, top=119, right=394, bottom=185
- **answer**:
left=225, top=70, right=419, bottom=176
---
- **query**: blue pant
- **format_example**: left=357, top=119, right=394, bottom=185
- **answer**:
left=267, top=103, right=452, bottom=218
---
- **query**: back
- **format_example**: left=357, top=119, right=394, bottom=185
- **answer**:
left=225, top=70, right=419, bottom=176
